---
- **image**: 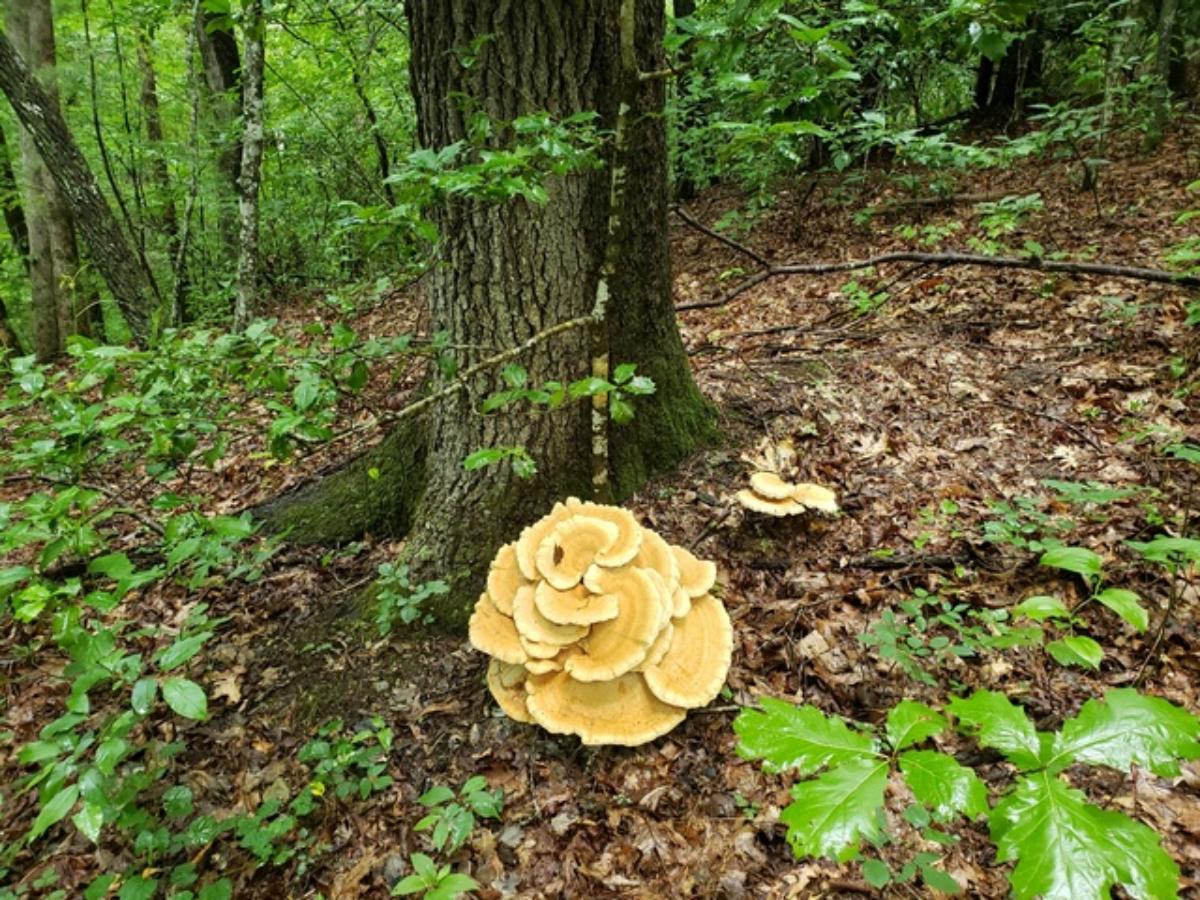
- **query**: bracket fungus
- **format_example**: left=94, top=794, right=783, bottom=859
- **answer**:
left=469, top=499, right=732, bottom=746
left=736, top=472, right=839, bottom=517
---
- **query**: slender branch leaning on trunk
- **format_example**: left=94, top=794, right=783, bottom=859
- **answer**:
left=672, top=206, right=1200, bottom=313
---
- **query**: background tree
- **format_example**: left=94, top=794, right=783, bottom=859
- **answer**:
left=233, top=0, right=264, bottom=330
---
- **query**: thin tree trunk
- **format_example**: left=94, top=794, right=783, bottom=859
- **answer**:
left=233, top=0, right=265, bottom=330
left=0, top=123, right=29, bottom=263
left=0, top=27, right=155, bottom=342
left=137, top=32, right=180, bottom=255
left=194, top=4, right=242, bottom=244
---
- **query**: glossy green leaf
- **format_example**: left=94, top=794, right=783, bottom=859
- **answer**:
left=947, top=691, right=1044, bottom=770
left=162, top=677, right=208, bottom=720
left=29, top=784, right=78, bottom=842
left=1049, top=689, right=1200, bottom=776
left=1094, top=588, right=1149, bottom=632
left=991, top=771, right=1179, bottom=900
left=735, top=698, right=880, bottom=774
left=1012, top=594, right=1071, bottom=621
left=899, top=750, right=989, bottom=821
left=72, top=801, right=104, bottom=843
left=1039, top=546, right=1103, bottom=581
left=1046, top=636, right=1103, bottom=670
left=885, top=700, right=947, bottom=750
left=131, top=677, right=158, bottom=715
left=779, top=758, right=889, bottom=861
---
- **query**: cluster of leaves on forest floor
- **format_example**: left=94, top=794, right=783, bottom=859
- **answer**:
left=3, top=132, right=1199, bottom=899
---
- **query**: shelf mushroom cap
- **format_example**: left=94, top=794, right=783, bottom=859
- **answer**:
left=632, top=529, right=681, bottom=586
left=535, top=515, right=621, bottom=590
left=469, top=593, right=527, bottom=666
left=637, top=621, right=674, bottom=671
left=643, top=593, right=733, bottom=709
left=525, top=670, right=687, bottom=747
left=512, top=584, right=588, bottom=646
left=565, top=567, right=664, bottom=682
left=534, top=580, right=620, bottom=627
left=750, top=471, right=798, bottom=500
left=671, top=544, right=718, bottom=599
left=486, top=542, right=526, bottom=616
left=486, top=660, right=534, bottom=723
left=793, top=482, right=839, bottom=514
left=525, top=653, right=567, bottom=675
left=735, top=489, right=807, bottom=517
left=565, top=498, right=644, bottom=567
left=515, top=501, right=573, bottom=581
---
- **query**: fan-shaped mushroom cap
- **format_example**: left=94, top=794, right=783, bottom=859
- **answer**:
left=469, top=593, right=527, bottom=665
left=750, top=471, right=797, bottom=500
left=793, top=483, right=839, bottom=514
left=637, top=621, right=674, bottom=671
left=565, top=567, right=663, bottom=682
left=486, top=542, right=525, bottom=616
left=535, top=516, right=620, bottom=590
left=643, top=594, right=733, bottom=709
left=671, top=544, right=718, bottom=599
left=632, top=529, right=680, bottom=586
left=565, top=499, right=643, bottom=567
left=525, top=653, right=567, bottom=675
left=640, top=567, right=677, bottom=631
left=512, top=584, right=588, bottom=646
left=671, top=585, right=691, bottom=619
left=525, top=670, right=686, bottom=746
left=486, top=660, right=534, bottom=723
left=515, top=502, right=573, bottom=580
left=519, top=631, right=564, bottom=660
left=736, top=489, right=806, bottom=517
left=534, top=580, right=619, bottom=627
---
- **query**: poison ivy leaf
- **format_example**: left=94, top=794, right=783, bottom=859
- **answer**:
left=886, top=700, right=947, bottom=750
left=162, top=678, right=208, bottom=720
left=1049, top=689, right=1200, bottom=776
left=779, top=758, right=889, bottom=862
left=991, top=771, right=1180, bottom=900
left=1039, top=546, right=1102, bottom=581
left=1012, top=594, right=1071, bottom=621
left=898, top=750, right=989, bottom=821
left=1093, top=588, right=1149, bottom=632
left=947, top=691, right=1044, bottom=770
left=1046, top=636, right=1103, bottom=670
left=734, top=698, right=880, bottom=774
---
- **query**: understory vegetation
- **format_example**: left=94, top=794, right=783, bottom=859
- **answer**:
left=1, top=0, right=1200, bottom=897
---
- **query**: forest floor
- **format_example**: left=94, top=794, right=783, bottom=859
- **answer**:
left=4, top=129, right=1200, bottom=898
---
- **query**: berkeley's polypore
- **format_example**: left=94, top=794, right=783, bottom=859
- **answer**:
left=469, top=498, right=732, bottom=746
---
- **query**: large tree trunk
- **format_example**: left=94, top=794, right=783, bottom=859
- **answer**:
left=0, top=28, right=155, bottom=342
left=233, top=0, right=265, bottom=330
left=259, top=0, right=713, bottom=629
left=398, top=0, right=711, bottom=627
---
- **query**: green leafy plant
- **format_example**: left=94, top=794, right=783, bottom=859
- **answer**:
left=375, top=563, right=451, bottom=634
left=296, top=717, right=395, bottom=803
left=735, top=689, right=1200, bottom=899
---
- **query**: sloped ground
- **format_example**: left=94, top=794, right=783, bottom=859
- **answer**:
left=3, top=129, right=1198, bottom=898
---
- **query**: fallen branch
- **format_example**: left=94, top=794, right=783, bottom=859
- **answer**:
left=672, top=206, right=1200, bottom=313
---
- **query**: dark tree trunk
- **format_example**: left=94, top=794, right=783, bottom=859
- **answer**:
left=259, top=0, right=713, bottom=629
left=0, top=125, right=28, bottom=262
left=973, top=56, right=994, bottom=110
left=195, top=5, right=242, bottom=241
left=671, top=0, right=698, bottom=200
left=0, top=27, right=154, bottom=342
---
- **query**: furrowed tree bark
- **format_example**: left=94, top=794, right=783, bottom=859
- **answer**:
left=195, top=4, right=242, bottom=245
left=233, top=0, right=265, bottom=331
left=258, top=1, right=714, bottom=630
left=0, top=28, right=154, bottom=342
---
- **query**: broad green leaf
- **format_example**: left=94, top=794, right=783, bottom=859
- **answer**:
left=1046, top=636, right=1103, bottom=670
left=1039, top=546, right=1103, bottom=581
left=131, top=677, right=157, bottom=715
left=162, top=678, right=208, bottom=720
left=72, top=802, right=104, bottom=843
left=991, top=771, right=1179, bottom=900
left=885, top=700, right=947, bottom=750
left=197, top=878, right=233, bottom=900
left=29, top=784, right=78, bottom=841
left=419, top=785, right=455, bottom=807
left=862, top=858, right=891, bottom=888
left=88, top=552, right=134, bottom=581
left=426, top=873, right=480, bottom=899
left=779, top=758, right=889, bottom=862
left=898, top=750, right=989, bottom=821
left=735, top=698, right=880, bottom=774
left=1094, top=588, right=1149, bottom=632
left=1049, top=689, right=1200, bottom=776
left=155, top=633, right=210, bottom=671
left=1013, top=595, right=1071, bottom=621
left=948, top=691, right=1043, bottom=770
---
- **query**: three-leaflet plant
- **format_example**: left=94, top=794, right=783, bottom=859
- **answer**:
left=735, top=689, right=1200, bottom=899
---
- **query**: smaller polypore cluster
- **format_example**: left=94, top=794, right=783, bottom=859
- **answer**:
left=470, top=498, right=732, bottom=746
left=736, top=471, right=839, bottom=517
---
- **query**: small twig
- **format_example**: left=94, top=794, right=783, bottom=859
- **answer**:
left=672, top=205, right=772, bottom=268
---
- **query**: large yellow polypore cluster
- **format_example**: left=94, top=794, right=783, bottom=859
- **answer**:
left=469, top=498, right=732, bottom=746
